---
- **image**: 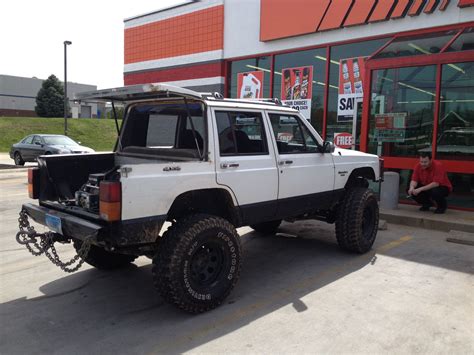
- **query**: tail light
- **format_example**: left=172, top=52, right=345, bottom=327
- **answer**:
left=99, top=181, right=121, bottom=222
left=28, top=168, right=39, bottom=199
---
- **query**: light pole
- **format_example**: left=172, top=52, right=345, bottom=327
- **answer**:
left=64, top=40, right=72, bottom=136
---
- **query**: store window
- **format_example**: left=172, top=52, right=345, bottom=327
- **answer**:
left=446, top=27, right=474, bottom=52
left=437, top=62, right=474, bottom=161
left=228, top=57, right=271, bottom=99
left=326, top=38, right=389, bottom=142
left=272, top=48, right=327, bottom=133
left=367, top=65, right=437, bottom=157
left=374, top=30, right=458, bottom=58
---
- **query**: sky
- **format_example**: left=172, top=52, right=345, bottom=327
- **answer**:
left=1, top=0, right=185, bottom=89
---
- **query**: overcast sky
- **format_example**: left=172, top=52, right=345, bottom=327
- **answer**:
left=1, top=0, right=185, bottom=89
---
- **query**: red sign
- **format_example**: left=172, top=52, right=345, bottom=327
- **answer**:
left=237, top=71, right=264, bottom=99
left=334, top=132, right=353, bottom=149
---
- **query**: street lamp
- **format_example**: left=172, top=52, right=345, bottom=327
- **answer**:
left=64, top=40, right=72, bottom=136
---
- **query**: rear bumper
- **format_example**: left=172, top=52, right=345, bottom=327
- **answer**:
left=22, top=203, right=102, bottom=243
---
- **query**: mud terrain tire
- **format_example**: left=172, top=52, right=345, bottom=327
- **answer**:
left=335, top=188, right=379, bottom=253
left=73, top=240, right=137, bottom=270
left=153, top=214, right=242, bottom=313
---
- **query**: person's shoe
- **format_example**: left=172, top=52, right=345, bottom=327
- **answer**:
left=419, top=205, right=432, bottom=211
left=434, top=207, right=447, bottom=214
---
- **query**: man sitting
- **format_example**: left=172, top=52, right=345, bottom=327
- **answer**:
left=408, top=152, right=452, bottom=214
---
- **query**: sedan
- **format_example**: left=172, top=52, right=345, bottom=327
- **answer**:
left=10, top=134, right=95, bottom=165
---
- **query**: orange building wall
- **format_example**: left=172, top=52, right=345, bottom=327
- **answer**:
left=124, top=5, right=224, bottom=64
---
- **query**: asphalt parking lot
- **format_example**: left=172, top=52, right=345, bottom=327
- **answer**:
left=0, top=168, right=473, bottom=354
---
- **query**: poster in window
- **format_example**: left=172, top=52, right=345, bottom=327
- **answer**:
left=337, top=57, right=366, bottom=122
left=237, top=71, right=264, bottom=99
left=374, top=112, right=407, bottom=142
left=280, top=66, right=313, bottom=120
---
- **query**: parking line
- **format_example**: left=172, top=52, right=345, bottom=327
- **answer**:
left=154, top=235, right=413, bottom=353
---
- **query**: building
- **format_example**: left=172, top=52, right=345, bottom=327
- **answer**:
left=123, top=0, right=474, bottom=209
left=0, top=74, right=103, bottom=118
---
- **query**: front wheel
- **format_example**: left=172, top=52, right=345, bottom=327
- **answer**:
left=73, top=240, right=137, bottom=270
left=14, top=152, right=25, bottom=166
left=335, top=188, right=379, bottom=253
left=153, top=214, right=242, bottom=313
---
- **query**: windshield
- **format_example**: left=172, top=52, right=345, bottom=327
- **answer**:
left=43, top=136, right=78, bottom=146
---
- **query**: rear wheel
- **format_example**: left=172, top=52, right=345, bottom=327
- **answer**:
left=250, top=220, right=282, bottom=234
left=153, top=214, right=242, bottom=313
left=335, top=188, right=379, bottom=253
left=73, top=240, right=137, bottom=270
left=14, top=152, right=25, bottom=166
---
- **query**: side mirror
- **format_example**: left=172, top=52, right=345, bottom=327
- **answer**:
left=321, top=141, right=335, bottom=153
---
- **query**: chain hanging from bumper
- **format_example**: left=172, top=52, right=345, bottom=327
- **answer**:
left=16, top=209, right=92, bottom=273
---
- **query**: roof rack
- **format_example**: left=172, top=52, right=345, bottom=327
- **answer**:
left=200, top=95, right=288, bottom=107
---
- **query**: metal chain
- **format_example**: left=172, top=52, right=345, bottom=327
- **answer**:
left=16, top=209, right=92, bottom=273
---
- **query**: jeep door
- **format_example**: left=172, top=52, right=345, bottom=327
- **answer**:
left=213, top=109, right=279, bottom=224
left=266, top=112, right=336, bottom=217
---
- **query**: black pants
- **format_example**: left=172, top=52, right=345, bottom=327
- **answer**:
left=412, top=185, right=449, bottom=209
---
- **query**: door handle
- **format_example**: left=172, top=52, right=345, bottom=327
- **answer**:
left=221, top=162, right=240, bottom=169
left=278, top=160, right=293, bottom=165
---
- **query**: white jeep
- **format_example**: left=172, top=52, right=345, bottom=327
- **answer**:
left=18, top=83, right=382, bottom=313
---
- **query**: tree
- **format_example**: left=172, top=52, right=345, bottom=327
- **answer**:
left=35, top=74, right=68, bottom=117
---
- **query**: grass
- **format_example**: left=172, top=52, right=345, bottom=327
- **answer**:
left=0, top=117, right=121, bottom=152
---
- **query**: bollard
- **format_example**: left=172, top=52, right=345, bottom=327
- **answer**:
left=380, top=172, right=400, bottom=210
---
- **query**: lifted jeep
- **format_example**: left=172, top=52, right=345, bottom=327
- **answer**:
left=16, top=83, right=382, bottom=313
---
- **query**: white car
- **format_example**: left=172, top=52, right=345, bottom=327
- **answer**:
left=18, top=83, right=382, bottom=313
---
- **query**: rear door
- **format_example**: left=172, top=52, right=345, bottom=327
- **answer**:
left=213, top=109, right=279, bottom=225
left=267, top=113, right=336, bottom=217
left=31, top=136, right=45, bottom=159
left=19, top=135, right=34, bottom=159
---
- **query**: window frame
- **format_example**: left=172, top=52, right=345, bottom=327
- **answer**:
left=214, top=109, right=270, bottom=157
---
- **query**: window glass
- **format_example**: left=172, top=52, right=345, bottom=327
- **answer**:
left=368, top=65, right=437, bottom=157
left=228, top=57, right=271, bottom=98
left=269, top=114, right=319, bottom=154
left=216, top=111, right=267, bottom=155
left=32, top=136, right=43, bottom=145
left=272, top=48, right=327, bottom=133
left=23, top=136, right=33, bottom=144
left=446, top=28, right=474, bottom=52
left=437, top=62, right=474, bottom=161
left=326, top=38, right=390, bottom=142
left=146, top=115, right=178, bottom=147
left=374, top=31, right=458, bottom=59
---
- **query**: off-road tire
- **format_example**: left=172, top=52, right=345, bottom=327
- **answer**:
left=14, top=152, right=25, bottom=166
left=335, top=187, right=379, bottom=253
left=152, top=214, right=242, bottom=314
left=73, top=240, right=137, bottom=270
left=250, top=220, right=282, bottom=234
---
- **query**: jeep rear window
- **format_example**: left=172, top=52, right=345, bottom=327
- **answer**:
left=120, top=102, right=205, bottom=156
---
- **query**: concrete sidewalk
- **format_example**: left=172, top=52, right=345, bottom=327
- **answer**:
left=381, top=204, right=474, bottom=233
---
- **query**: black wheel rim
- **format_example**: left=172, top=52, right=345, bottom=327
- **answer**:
left=15, top=153, right=20, bottom=164
left=189, top=242, right=226, bottom=288
left=362, top=203, right=376, bottom=240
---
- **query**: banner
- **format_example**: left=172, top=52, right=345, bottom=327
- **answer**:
left=280, top=66, right=313, bottom=119
left=237, top=71, right=264, bottom=99
left=337, top=57, right=366, bottom=122
left=374, top=113, right=407, bottom=142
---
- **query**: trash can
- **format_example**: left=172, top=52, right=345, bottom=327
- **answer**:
left=380, top=172, right=400, bottom=210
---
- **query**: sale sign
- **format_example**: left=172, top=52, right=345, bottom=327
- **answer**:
left=334, top=132, right=353, bottom=149
left=280, top=66, right=313, bottom=119
left=237, top=71, right=264, bottom=99
left=337, top=57, right=366, bottom=122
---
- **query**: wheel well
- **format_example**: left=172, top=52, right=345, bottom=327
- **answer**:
left=345, top=167, right=375, bottom=189
left=167, top=189, right=239, bottom=226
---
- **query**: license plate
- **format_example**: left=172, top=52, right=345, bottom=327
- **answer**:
left=45, top=214, right=63, bottom=235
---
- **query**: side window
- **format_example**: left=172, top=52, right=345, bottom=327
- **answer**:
left=269, top=114, right=319, bottom=154
left=215, top=111, right=268, bottom=156
left=32, top=136, right=42, bottom=145
left=23, top=136, right=33, bottom=144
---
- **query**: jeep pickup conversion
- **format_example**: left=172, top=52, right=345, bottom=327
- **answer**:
left=17, top=83, right=382, bottom=313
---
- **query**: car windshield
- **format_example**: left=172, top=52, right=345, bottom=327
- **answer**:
left=42, top=136, right=78, bottom=146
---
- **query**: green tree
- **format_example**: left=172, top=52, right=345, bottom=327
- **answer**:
left=35, top=74, right=68, bottom=117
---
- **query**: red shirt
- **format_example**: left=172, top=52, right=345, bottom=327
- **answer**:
left=412, top=160, right=452, bottom=192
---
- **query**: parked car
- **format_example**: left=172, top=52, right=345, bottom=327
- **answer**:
left=10, top=134, right=95, bottom=165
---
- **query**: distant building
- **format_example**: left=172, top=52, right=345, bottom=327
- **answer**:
left=0, top=74, right=104, bottom=118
